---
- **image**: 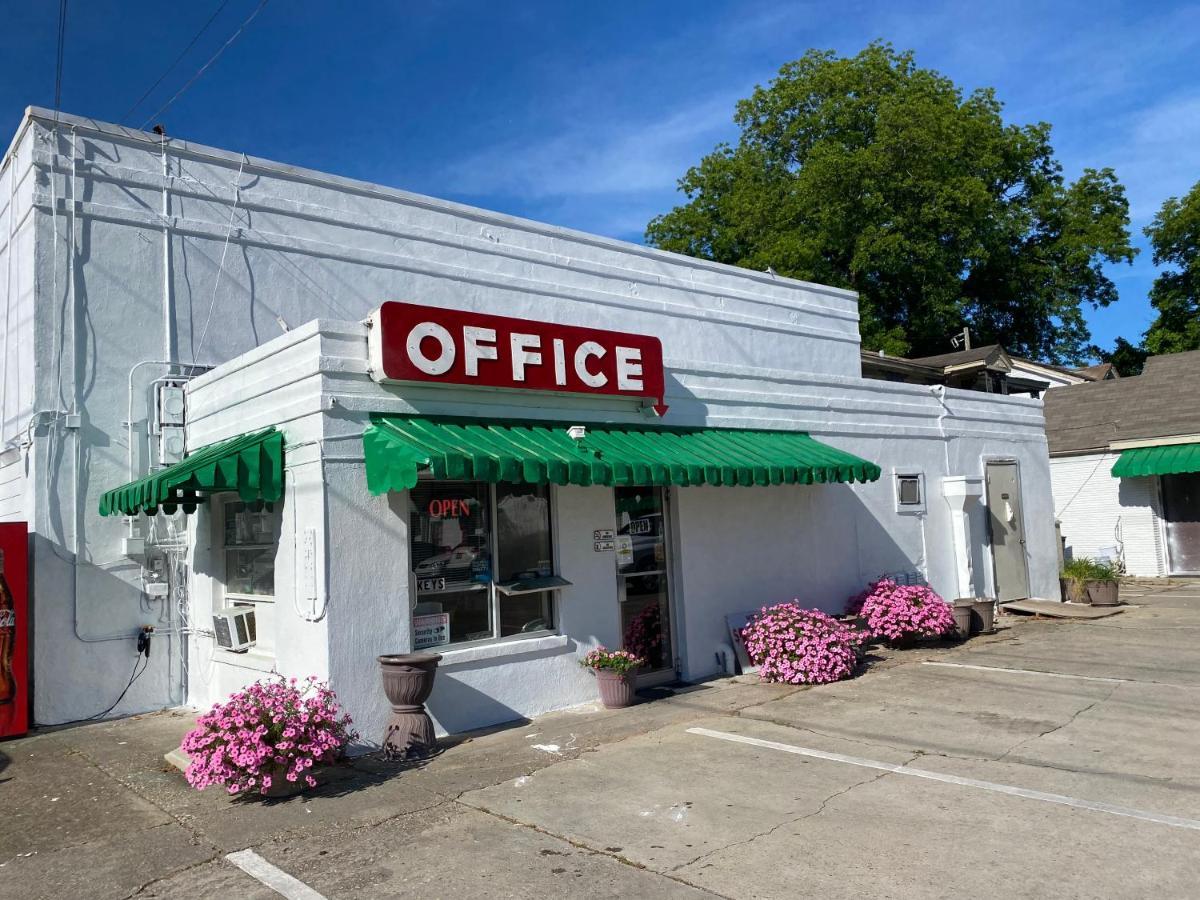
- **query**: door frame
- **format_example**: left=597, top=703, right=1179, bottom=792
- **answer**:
left=613, top=485, right=681, bottom=687
left=983, top=457, right=1032, bottom=601
left=1159, top=473, right=1200, bottom=576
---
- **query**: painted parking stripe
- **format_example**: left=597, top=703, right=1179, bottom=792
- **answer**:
left=920, top=661, right=1128, bottom=684
left=225, top=849, right=327, bottom=900
left=686, top=727, right=1200, bottom=831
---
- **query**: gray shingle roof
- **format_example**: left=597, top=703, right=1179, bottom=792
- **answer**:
left=907, top=345, right=1006, bottom=368
left=1043, top=350, right=1200, bottom=455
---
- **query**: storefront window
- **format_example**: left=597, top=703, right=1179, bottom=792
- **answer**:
left=408, top=481, right=556, bottom=648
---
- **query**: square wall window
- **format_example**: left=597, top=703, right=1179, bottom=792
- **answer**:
left=894, top=472, right=926, bottom=514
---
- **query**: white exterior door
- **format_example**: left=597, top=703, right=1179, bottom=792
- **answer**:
left=986, top=461, right=1031, bottom=601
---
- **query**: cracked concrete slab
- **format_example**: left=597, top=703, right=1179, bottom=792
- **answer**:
left=671, top=733, right=1198, bottom=900
left=459, top=715, right=912, bottom=873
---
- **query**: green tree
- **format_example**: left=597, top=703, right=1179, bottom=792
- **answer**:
left=1093, top=336, right=1148, bottom=376
left=646, top=43, right=1136, bottom=362
left=1143, top=181, right=1200, bottom=356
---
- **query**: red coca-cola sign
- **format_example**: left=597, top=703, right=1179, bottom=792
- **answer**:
left=368, top=301, right=668, bottom=415
left=0, top=522, right=28, bottom=739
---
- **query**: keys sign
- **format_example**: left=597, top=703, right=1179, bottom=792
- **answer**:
left=368, top=301, right=668, bottom=415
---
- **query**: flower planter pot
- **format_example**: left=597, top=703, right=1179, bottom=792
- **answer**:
left=1086, top=580, right=1120, bottom=606
left=378, top=653, right=442, bottom=760
left=261, top=767, right=309, bottom=798
left=950, top=604, right=973, bottom=640
left=970, top=598, right=995, bottom=634
left=593, top=669, right=636, bottom=709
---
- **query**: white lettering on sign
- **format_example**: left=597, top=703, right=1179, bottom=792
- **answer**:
left=552, top=338, right=567, bottom=386
left=369, top=301, right=669, bottom=415
left=463, top=326, right=498, bottom=376
left=615, top=346, right=644, bottom=391
left=407, top=322, right=456, bottom=375
left=574, top=341, right=607, bottom=388
left=510, top=333, right=542, bottom=382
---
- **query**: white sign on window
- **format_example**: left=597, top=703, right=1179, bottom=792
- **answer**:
left=413, top=613, right=450, bottom=650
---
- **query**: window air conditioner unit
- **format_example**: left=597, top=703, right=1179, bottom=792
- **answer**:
left=213, top=607, right=257, bottom=652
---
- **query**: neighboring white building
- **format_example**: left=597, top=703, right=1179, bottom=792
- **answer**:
left=2, top=108, right=1060, bottom=737
left=1044, top=350, right=1200, bottom=577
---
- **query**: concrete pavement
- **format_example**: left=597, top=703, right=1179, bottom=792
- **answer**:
left=2, top=581, right=1198, bottom=898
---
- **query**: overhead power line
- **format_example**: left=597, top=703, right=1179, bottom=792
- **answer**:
left=123, top=0, right=233, bottom=123
left=139, top=0, right=270, bottom=131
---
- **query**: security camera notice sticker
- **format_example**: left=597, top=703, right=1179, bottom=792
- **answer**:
left=413, top=613, right=450, bottom=650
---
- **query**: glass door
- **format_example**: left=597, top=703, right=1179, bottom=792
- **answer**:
left=614, top=486, right=675, bottom=685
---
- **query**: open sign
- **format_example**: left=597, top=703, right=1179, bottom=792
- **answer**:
left=428, top=498, right=472, bottom=519
left=368, top=301, right=667, bottom=415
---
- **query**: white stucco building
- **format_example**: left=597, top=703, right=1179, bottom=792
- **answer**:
left=1, top=108, right=1059, bottom=738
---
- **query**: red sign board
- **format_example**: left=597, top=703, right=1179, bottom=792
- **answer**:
left=368, top=301, right=668, bottom=415
left=0, top=522, right=29, bottom=739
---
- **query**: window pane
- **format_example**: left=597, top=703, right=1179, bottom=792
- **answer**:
left=615, top=487, right=665, bottom=574
left=621, top=573, right=669, bottom=670
left=898, top=476, right=921, bottom=505
left=496, top=483, right=552, bottom=581
left=408, top=482, right=492, bottom=590
left=413, top=588, right=491, bottom=646
left=409, top=482, right=494, bottom=644
left=499, top=591, right=553, bottom=637
left=224, top=502, right=278, bottom=546
left=226, top=548, right=275, bottom=595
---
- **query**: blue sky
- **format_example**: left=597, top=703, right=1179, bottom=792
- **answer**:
left=3, top=0, right=1197, bottom=358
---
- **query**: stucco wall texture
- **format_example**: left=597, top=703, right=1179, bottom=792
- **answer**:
left=0, top=108, right=1059, bottom=731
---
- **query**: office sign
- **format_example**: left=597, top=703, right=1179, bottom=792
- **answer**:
left=368, top=301, right=667, bottom=415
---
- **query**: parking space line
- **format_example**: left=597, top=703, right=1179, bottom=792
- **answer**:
left=686, top=727, right=1200, bottom=831
left=225, top=849, right=327, bottom=900
left=920, top=661, right=1129, bottom=683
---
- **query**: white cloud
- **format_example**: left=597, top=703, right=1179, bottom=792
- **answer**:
left=442, top=90, right=740, bottom=201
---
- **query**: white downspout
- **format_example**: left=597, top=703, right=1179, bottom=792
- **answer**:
left=159, top=134, right=176, bottom=369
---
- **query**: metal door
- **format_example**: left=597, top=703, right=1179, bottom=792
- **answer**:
left=1162, top=473, right=1200, bottom=575
left=614, top=486, right=677, bottom=686
left=985, top=461, right=1031, bottom=601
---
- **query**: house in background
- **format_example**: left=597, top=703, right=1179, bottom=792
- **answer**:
left=861, top=345, right=1116, bottom=397
left=1043, top=350, right=1200, bottom=577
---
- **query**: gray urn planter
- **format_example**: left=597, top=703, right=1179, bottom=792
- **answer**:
left=378, top=653, right=442, bottom=760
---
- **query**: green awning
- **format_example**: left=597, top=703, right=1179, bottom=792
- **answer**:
left=363, top=416, right=881, bottom=493
left=1111, top=442, right=1200, bottom=478
left=99, top=427, right=284, bottom=516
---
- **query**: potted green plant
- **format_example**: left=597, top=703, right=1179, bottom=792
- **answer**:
left=1060, top=557, right=1095, bottom=604
left=579, top=646, right=644, bottom=709
left=1060, top=558, right=1121, bottom=606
